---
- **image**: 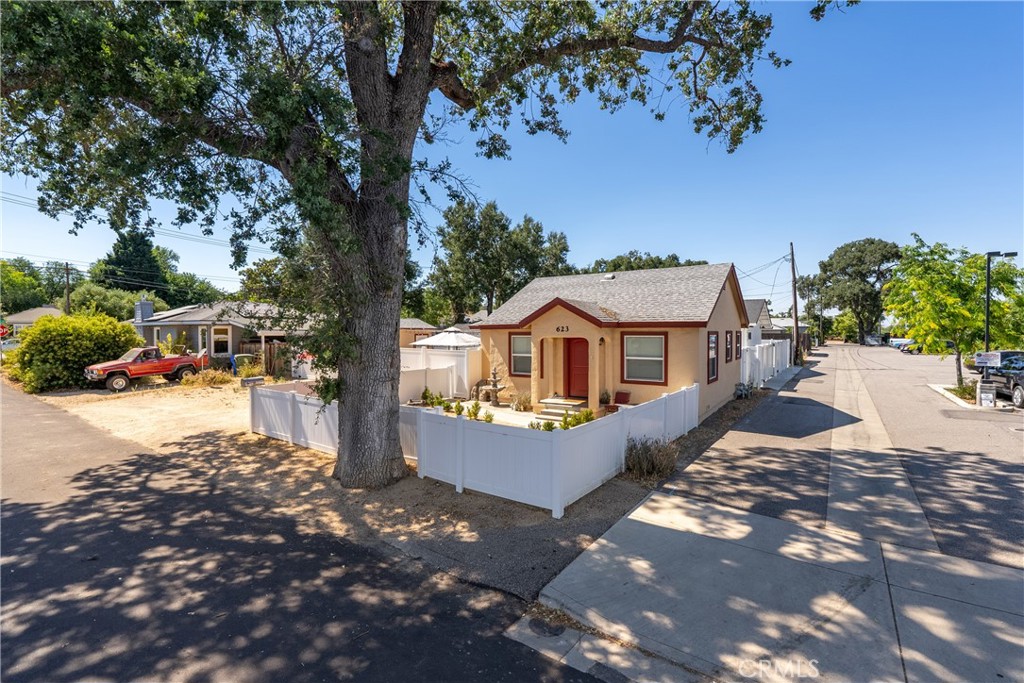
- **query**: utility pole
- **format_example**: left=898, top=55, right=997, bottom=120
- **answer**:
left=790, top=242, right=800, bottom=365
left=64, top=262, right=72, bottom=314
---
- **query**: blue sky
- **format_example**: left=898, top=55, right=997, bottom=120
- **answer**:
left=2, top=1, right=1022, bottom=308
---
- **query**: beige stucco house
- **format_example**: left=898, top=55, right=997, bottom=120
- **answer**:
left=399, top=318, right=438, bottom=348
left=474, top=263, right=749, bottom=421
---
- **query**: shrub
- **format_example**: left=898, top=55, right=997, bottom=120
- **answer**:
left=454, top=401, right=464, bottom=416
left=157, top=331, right=190, bottom=356
left=624, top=437, right=677, bottom=482
left=947, top=379, right=977, bottom=402
left=180, top=369, right=234, bottom=387
left=559, top=409, right=597, bottom=429
left=442, top=400, right=453, bottom=413
left=600, top=390, right=611, bottom=405
left=237, top=360, right=264, bottom=379
left=466, top=400, right=482, bottom=420
left=483, top=411, right=494, bottom=423
left=528, top=421, right=540, bottom=430
left=541, top=420, right=555, bottom=432
left=8, top=313, right=143, bottom=393
left=421, top=387, right=433, bottom=402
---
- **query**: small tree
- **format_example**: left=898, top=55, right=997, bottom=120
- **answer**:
left=885, top=234, right=1023, bottom=387
left=8, top=314, right=143, bottom=393
left=832, top=310, right=859, bottom=343
left=0, top=261, right=47, bottom=314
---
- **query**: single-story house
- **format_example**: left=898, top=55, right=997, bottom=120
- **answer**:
left=744, top=299, right=775, bottom=330
left=399, top=318, right=438, bottom=347
left=473, top=263, right=749, bottom=421
left=6, top=305, right=64, bottom=335
left=132, top=300, right=286, bottom=361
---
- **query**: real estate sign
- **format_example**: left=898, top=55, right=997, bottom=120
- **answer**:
left=975, top=352, right=1002, bottom=367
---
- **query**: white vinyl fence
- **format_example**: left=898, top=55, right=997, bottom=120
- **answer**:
left=741, top=339, right=791, bottom=387
left=400, top=347, right=482, bottom=399
left=251, top=382, right=699, bottom=518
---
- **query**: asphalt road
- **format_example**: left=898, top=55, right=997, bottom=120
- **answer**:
left=666, top=343, right=1024, bottom=569
left=0, top=385, right=595, bottom=682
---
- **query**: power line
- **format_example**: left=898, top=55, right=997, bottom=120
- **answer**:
left=0, top=250, right=241, bottom=283
left=1, top=190, right=276, bottom=256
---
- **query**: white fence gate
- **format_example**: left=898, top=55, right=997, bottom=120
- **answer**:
left=251, top=382, right=699, bottom=518
left=741, top=339, right=791, bottom=387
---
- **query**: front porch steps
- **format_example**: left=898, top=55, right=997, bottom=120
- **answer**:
left=538, top=397, right=587, bottom=420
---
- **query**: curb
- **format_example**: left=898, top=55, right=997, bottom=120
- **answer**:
left=927, top=384, right=1015, bottom=412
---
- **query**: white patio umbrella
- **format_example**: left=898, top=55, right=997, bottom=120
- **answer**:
left=410, top=326, right=481, bottom=349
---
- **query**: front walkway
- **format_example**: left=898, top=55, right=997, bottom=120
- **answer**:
left=511, top=347, right=1024, bottom=682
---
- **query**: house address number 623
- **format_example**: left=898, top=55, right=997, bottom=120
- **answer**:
left=555, top=325, right=569, bottom=332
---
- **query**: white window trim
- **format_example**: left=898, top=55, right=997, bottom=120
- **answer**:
left=153, top=327, right=161, bottom=346
left=510, top=334, right=532, bottom=376
left=212, top=326, right=232, bottom=357
left=623, top=335, right=666, bottom=383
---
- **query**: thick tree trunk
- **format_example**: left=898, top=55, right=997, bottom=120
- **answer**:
left=954, top=350, right=964, bottom=388
left=332, top=289, right=408, bottom=488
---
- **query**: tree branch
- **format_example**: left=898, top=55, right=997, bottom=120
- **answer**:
left=431, top=2, right=703, bottom=110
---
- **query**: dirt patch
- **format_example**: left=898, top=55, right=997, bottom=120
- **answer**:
left=28, top=382, right=771, bottom=599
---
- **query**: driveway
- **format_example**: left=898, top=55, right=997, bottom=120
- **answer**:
left=1, top=385, right=595, bottom=682
left=527, top=345, right=1024, bottom=682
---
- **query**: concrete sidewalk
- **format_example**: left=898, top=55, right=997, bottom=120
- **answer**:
left=513, top=351, right=1024, bottom=682
left=529, top=493, right=1022, bottom=682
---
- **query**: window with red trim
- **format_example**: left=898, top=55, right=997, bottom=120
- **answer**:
left=708, top=332, right=719, bottom=384
left=510, top=335, right=531, bottom=376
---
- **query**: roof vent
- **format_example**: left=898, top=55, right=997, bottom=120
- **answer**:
left=602, top=273, right=616, bottom=281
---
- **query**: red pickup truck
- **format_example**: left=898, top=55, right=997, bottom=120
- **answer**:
left=85, top=346, right=209, bottom=391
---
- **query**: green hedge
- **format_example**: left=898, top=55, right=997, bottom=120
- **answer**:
left=8, top=314, right=144, bottom=393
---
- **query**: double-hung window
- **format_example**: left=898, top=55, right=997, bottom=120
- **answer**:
left=708, top=332, right=719, bottom=383
left=510, top=335, right=531, bottom=376
left=735, top=330, right=742, bottom=360
left=212, top=326, right=231, bottom=356
left=623, top=334, right=666, bottom=383
left=726, top=330, right=733, bottom=363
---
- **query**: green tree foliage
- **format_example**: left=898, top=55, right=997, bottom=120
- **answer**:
left=7, top=313, right=143, bottom=393
left=431, top=201, right=573, bottom=318
left=885, top=235, right=1023, bottom=387
left=817, top=238, right=901, bottom=344
left=37, top=261, right=85, bottom=303
left=1, top=0, right=850, bottom=487
left=68, top=282, right=168, bottom=322
left=832, top=310, right=859, bottom=343
left=0, top=260, right=48, bottom=314
left=583, top=251, right=707, bottom=273
left=92, top=228, right=168, bottom=293
left=796, top=273, right=833, bottom=342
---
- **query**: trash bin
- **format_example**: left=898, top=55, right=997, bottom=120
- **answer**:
left=231, top=353, right=255, bottom=376
left=977, top=380, right=997, bottom=408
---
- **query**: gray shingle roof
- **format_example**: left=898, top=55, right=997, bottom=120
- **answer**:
left=744, top=299, right=767, bottom=323
left=6, top=305, right=63, bottom=324
left=480, top=263, right=736, bottom=327
left=138, top=301, right=279, bottom=327
left=400, top=318, right=437, bottom=329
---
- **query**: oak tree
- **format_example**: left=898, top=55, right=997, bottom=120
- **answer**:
left=817, top=238, right=901, bottom=344
left=2, top=1, right=849, bottom=487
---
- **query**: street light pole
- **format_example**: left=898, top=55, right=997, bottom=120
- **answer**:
left=983, top=250, right=1018, bottom=381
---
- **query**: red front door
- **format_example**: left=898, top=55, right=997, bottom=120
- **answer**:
left=565, top=338, right=589, bottom=398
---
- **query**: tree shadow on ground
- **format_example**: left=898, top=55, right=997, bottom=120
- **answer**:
left=0, top=448, right=591, bottom=683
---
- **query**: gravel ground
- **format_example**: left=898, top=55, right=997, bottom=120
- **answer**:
left=29, top=379, right=765, bottom=598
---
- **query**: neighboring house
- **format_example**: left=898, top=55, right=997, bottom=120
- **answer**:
left=474, top=263, right=749, bottom=421
left=6, top=305, right=63, bottom=335
left=399, top=318, right=438, bottom=347
left=132, top=300, right=286, bottom=360
left=743, top=299, right=775, bottom=330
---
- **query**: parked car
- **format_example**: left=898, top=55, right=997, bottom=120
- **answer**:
left=864, top=335, right=883, bottom=346
left=85, top=346, right=209, bottom=392
left=889, top=338, right=912, bottom=349
left=902, top=340, right=955, bottom=355
left=988, top=356, right=1024, bottom=408
left=969, top=350, right=1024, bottom=374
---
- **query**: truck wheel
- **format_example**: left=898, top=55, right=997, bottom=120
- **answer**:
left=162, top=374, right=176, bottom=381
left=1013, top=385, right=1023, bottom=409
left=106, top=374, right=130, bottom=392
left=177, top=366, right=197, bottom=381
